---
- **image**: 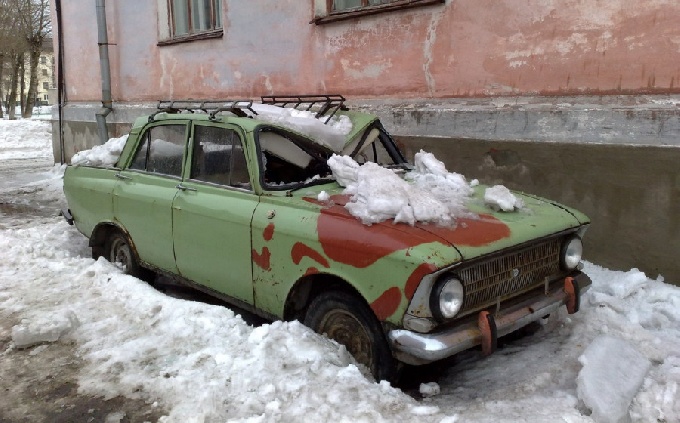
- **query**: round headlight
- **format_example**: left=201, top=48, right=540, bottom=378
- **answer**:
left=431, top=277, right=464, bottom=320
left=561, top=237, right=583, bottom=270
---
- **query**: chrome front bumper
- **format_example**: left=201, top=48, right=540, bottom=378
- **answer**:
left=388, top=272, right=591, bottom=365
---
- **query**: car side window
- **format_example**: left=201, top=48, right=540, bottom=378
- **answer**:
left=129, top=124, right=187, bottom=177
left=191, top=125, right=250, bottom=189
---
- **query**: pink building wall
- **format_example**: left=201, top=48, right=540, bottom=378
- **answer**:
left=56, top=0, right=680, bottom=103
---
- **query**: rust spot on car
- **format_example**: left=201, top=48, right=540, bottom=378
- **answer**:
left=420, top=214, right=512, bottom=247
left=252, top=247, right=271, bottom=271
left=303, top=267, right=319, bottom=277
left=405, top=263, right=438, bottom=300
left=291, top=242, right=330, bottom=268
left=370, top=287, right=402, bottom=321
left=304, top=195, right=511, bottom=268
left=263, top=223, right=275, bottom=241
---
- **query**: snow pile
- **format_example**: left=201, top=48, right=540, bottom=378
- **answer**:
left=12, top=311, right=79, bottom=348
left=328, top=150, right=474, bottom=226
left=577, top=335, right=651, bottom=423
left=0, top=119, right=52, bottom=161
left=0, top=224, right=444, bottom=422
left=250, top=103, right=352, bottom=151
left=484, top=185, right=525, bottom=212
left=71, top=134, right=128, bottom=167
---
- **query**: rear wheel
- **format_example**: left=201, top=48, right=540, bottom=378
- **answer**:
left=104, top=231, right=145, bottom=279
left=304, top=290, right=398, bottom=382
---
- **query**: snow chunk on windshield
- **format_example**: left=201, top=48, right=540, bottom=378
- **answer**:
left=577, top=335, right=652, bottom=423
left=484, top=184, right=524, bottom=212
left=328, top=150, right=475, bottom=226
left=71, top=134, right=128, bottom=167
left=250, top=103, right=352, bottom=152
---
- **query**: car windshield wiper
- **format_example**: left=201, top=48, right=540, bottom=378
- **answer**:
left=285, top=177, right=336, bottom=196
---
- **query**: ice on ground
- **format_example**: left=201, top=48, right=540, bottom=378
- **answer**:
left=70, top=134, right=128, bottom=167
left=577, top=335, right=652, bottom=423
left=328, top=150, right=474, bottom=226
left=250, top=103, right=352, bottom=152
left=12, top=311, right=79, bottom=348
left=484, top=185, right=524, bottom=212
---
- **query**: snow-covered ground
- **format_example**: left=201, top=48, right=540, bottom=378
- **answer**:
left=0, top=119, right=678, bottom=423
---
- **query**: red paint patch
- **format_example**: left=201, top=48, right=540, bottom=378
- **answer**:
left=252, top=247, right=271, bottom=271
left=419, top=214, right=512, bottom=248
left=291, top=242, right=330, bottom=268
left=263, top=223, right=275, bottom=241
left=370, top=287, right=402, bottom=321
left=303, top=195, right=511, bottom=268
left=405, top=263, right=438, bottom=301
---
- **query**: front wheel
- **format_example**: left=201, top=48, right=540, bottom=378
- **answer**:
left=304, top=290, right=398, bottom=382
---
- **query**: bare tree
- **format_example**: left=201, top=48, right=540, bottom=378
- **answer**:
left=18, top=0, right=51, bottom=118
left=0, top=0, right=28, bottom=119
left=0, top=0, right=50, bottom=119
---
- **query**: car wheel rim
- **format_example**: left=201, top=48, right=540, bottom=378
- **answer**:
left=319, top=309, right=373, bottom=371
left=110, top=238, right=132, bottom=272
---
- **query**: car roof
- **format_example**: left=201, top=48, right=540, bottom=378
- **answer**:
left=131, top=106, right=379, bottom=152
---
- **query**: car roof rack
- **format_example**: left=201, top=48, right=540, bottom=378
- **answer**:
left=150, top=99, right=258, bottom=122
left=261, top=94, right=347, bottom=124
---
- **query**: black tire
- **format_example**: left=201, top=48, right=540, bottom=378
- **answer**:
left=304, top=290, right=398, bottom=382
left=104, top=231, right=145, bottom=279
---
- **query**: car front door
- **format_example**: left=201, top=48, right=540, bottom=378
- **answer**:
left=172, top=123, right=257, bottom=304
left=113, top=121, right=188, bottom=273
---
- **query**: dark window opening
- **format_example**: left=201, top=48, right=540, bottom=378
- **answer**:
left=256, top=128, right=333, bottom=189
left=169, top=0, right=222, bottom=37
left=313, top=0, right=445, bottom=24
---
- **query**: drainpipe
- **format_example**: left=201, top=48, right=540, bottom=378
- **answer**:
left=95, top=0, right=112, bottom=145
left=55, top=0, right=66, bottom=164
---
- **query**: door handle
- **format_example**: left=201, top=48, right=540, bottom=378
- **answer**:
left=115, top=173, right=131, bottom=180
left=176, top=184, right=197, bottom=192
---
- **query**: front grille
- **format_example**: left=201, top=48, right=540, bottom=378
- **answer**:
left=458, top=237, right=562, bottom=315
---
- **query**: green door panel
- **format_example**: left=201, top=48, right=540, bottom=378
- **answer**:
left=113, top=172, right=180, bottom=273
left=173, top=183, right=257, bottom=304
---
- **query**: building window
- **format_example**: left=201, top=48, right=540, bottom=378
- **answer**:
left=312, top=0, right=445, bottom=24
left=169, top=0, right=222, bottom=37
left=40, top=56, right=46, bottom=64
left=42, top=69, right=48, bottom=77
left=42, top=82, right=49, bottom=90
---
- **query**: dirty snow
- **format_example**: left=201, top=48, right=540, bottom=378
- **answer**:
left=577, top=336, right=652, bottom=423
left=1, top=118, right=680, bottom=422
left=484, top=184, right=525, bottom=211
left=328, top=151, right=475, bottom=226
left=250, top=103, right=352, bottom=151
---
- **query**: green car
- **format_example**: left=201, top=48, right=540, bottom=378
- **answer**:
left=63, top=95, right=591, bottom=382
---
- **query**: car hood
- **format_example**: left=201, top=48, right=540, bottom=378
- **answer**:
left=295, top=183, right=587, bottom=264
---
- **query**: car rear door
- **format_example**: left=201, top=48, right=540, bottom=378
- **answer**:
left=172, top=122, right=257, bottom=304
left=113, top=121, right=189, bottom=274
